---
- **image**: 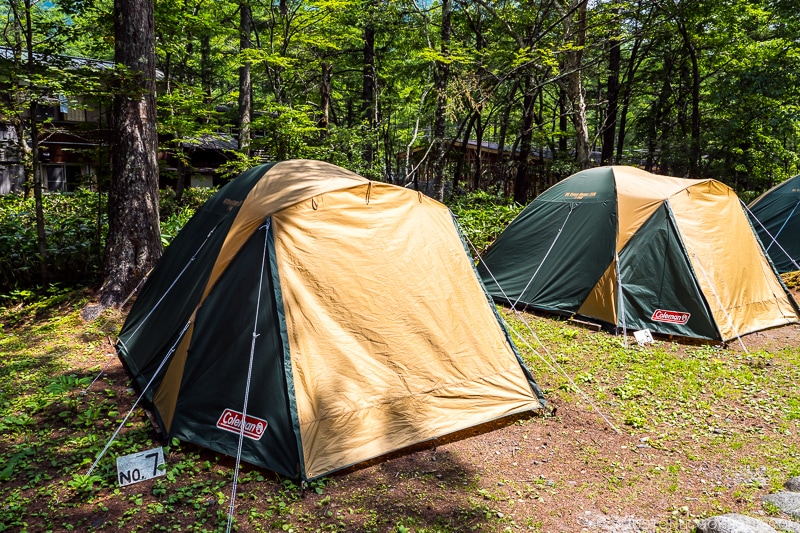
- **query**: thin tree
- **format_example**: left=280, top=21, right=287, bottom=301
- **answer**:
left=94, top=0, right=162, bottom=310
left=432, top=0, right=452, bottom=202
left=7, top=0, right=49, bottom=286
left=238, top=0, right=252, bottom=154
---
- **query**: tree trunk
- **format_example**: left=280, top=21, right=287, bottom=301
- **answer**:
left=472, top=113, right=484, bottom=191
left=496, top=83, right=516, bottom=186
left=600, top=12, right=621, bottom=165
left=98, top=0, right=162, bottom=309
left=562, top=0, right=590, bottom=169
left=361, top=12, right=376, bottom=169
left=677, top=21, right=701, bottom=178
left=320, top=61, right=332, bottom=136
left=432, top=0, right=452, bottom=202
left=615, top=37, right=642, bottom=163
left=238, top=1, right=252, bottom=154
left=22, top=0, right=48, bottom=287
left=558, top=87, right=568, bottom=156
left=200, top=35, right=212, bottom=107
left=645, top=56, right=673, bottom=173
left=513, top=74, right=535, bottom=205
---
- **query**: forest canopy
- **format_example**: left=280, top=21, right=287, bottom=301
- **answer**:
left=2, top=0, right=800, bottom=203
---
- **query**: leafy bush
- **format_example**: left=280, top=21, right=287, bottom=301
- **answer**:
left=159, top=187, right=217, bottom=245
left=0, top=186, right=217, bottom=293
left=447, top=190, right=523, bottom=258
left=0, top=189, right=106, bottom=292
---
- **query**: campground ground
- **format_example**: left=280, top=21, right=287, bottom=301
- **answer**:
left=0, top=275, right=799, bottom=532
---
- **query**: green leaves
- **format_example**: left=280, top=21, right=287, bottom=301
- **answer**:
left=68, top=473, right=104, bottom=493
left=448, top=190, right=523, bottom=257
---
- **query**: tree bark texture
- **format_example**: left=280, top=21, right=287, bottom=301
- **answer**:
left=100, top=0, right=162, bottom=308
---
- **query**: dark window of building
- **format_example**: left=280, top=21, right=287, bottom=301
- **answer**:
left=46, top=165, right=83, bottom=192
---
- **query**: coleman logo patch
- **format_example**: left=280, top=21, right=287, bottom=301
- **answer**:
left=651, top=309, right=690, bottom=324
left=216, top=409, right=268, bottom=441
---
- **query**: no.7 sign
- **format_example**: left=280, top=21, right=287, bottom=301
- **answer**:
left=116, top=447, right=165, bottom=486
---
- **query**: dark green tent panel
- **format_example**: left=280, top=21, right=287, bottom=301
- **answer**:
left=168, top=225, right=301, bottom=478
left=748, top=174, right=800, bottom=273
left=478, top=170, right=617, bottom=315
left=618, top=204, right=719, bottom=339
left=118, top=164, right=274, bottom=384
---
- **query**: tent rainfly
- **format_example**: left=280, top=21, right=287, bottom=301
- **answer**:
left=117, top=160, right=544, bottom=481
left=476, top=166, right=800, bottom=342
left=747, top=174, right=800, bottom=274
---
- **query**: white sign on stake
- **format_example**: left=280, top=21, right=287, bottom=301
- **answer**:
left=116, top=447, right=165, bottom=487
left=634, top=329, right=654, bottom=346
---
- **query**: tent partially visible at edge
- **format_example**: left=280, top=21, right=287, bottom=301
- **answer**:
left=116, top=159, right=545, bottom=482
left=476, top=166, right=800, bottom=342
left=748, top=174, right=800, bottom=274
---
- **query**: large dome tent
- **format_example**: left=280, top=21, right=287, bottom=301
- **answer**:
left=116, top=159, right=544, bottom=481
left=476, top=166, right=799, bottom=342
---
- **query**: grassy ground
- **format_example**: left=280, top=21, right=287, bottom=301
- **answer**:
left=1, top=287, right=799, bottom=532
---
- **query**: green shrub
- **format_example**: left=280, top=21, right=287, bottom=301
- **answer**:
left=0, top=189, right=106, bottom=291
left=0, top=186, right=217, bottom=292
left=159, top=187, right=217, bottom=246
left=447, top=190, right=523, bottom=258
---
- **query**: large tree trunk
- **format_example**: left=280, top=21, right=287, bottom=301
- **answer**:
left=238, top=1, right=252, bottom=154
left=97, top=0, right=162, bottom=309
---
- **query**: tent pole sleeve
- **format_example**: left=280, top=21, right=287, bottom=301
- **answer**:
left=268, top=219, right=308, bottom=480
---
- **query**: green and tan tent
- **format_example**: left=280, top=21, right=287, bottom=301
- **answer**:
left=117, top=160, right=544, bottom=481
left=476, top=166, right=800, bottom=342
left=747, top=174, right=800, bottom=273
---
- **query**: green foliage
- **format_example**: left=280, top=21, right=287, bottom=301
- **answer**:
left=0, top=189, right=106, bottom=292
left=0, top=187, right=217, bottom=293
left=447, top=190, right=523, bottom=256
left=159, top=186, right=217, bottom=245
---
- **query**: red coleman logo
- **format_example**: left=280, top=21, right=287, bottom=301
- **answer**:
left=216, top=409, right=268, bottom=441
left=651, top=309, right=690, bottom=324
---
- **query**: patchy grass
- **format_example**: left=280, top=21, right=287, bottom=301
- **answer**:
left=1, top=289, right=799, bottom=532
